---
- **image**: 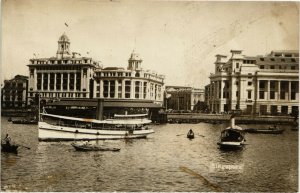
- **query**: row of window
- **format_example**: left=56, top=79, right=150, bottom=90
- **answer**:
left=259, top=65, right=298, bottom=70
left=31, top=59, right=92, bottom=65
left=29, top=92, right=87, bottom=98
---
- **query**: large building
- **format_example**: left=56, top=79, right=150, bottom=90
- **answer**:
left=207, top=50, right=299, bottom=115
left=27, top=33, right=101, bottom=103
left=165, top=86, right=204, bottom=111
left=92, top=51, right=165, bottom=105
left=1, top=75, right=28, bottom=109
left=26, top=33, right=165, bottom=118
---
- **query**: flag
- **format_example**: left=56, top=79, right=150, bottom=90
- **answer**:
left=65, top=23, right=68, bottom=27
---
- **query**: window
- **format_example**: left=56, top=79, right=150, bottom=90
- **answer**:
left=248, top=82, right=252, bottom=86
left=236, top=91, right=239, bottom=98
left=291, top=66, right=296, bottom=70
left=260, top=58, right=264, bottom=61
left=270, top=91, right=275, bottom=99
left=259, top=91, right=264, bottom=99
left=247, top=90, right=252, bottom=99
left=236, top=63, right=239, bottom=68
left=260, top=65, right=265, bottom=69
left=270, top=65, right=275, bottom=69
left=291, top=58, right=296, bottom=62
left=271, top=58, right=275, bottom=61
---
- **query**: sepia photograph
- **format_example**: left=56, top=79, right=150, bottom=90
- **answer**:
left=1, top=0, right=299, bottom=192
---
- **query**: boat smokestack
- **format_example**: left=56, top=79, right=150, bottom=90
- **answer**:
left=230, top=114, right=235, bottom=128
left=96, top=99, right=104, bottom=120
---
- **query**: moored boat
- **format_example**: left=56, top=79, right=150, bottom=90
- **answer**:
left=217, top=115, right=245, bottom=150
left=245, top=126, right=284, bottom=134
left=38, top=113, right=154, bottom=141
left=12, top=119, right=38, bottom=125
left=71, top=142, right=120, bottom=152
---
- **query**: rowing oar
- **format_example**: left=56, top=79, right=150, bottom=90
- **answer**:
left=17, top=144, right=31, bottom=150
left=196, top=134, right=205, bottom=137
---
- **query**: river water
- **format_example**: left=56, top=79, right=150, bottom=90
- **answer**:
left=1, top=117, right=298, bottom=192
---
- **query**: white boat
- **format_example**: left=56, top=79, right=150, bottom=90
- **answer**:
left=217, top=115, right=246, bottom=150
left=38, top=113, right=154, bottom=141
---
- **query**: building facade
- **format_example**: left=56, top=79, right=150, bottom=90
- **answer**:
left=1, top=75, right=28, bottom=109
left=92, top=51, right=165, bottom=106
left=165, top=86, right=204, bottom=111
left=27, top=33, right=101, bottom=103
left=26, top=33, right=165, bottom=111
left=208, top=50, right=299, bottom=115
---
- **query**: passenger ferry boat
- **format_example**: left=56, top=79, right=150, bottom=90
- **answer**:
left=217, top=115, right=246, bottom=150
left=38, top=113, right=154, bottom=141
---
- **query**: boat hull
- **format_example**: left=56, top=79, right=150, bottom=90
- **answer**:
left=71, top=143, right=120, bottom=151
left=38, top=122, right=154, bottom=141
left=217, top=141, right=244, bottom=150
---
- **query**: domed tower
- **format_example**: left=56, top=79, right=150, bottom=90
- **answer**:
left=128, top=50, right=142, bottom=71
left=56, top=33, right=71, bottom=59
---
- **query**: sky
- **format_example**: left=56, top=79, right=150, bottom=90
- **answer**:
left=1, top=0, right=299, bottom=88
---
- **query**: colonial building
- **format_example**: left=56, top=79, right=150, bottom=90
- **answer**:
left=93, top=51, right=165, bottom=106
left=165, top=86, right=204, bottom=111
left=207, top=50, right=299, bottom=115
left=1, top=75, right=28, bottom=108
left=27, top=33, right=101, bottom=103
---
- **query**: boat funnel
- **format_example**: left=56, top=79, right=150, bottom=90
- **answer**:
left=230, top=116, right=235, bottom=128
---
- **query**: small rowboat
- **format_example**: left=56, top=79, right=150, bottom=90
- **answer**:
left=71, top=143, right=120, bottom=152
left=1, top=142, right=19, bottom=153
left=187, top=130, right=194, bottom=139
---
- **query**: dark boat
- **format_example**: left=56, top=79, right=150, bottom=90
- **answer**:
left=1, top=142, right=19, bottom=153
left=12, top=119, right=38, bottom=125
left=217, top=116, right=245, bottom=150
left=187, top=129, right=194, bottom=139
left=245, top=126, right=284, bottom=134
left=71, top=143, right=121, bottom=152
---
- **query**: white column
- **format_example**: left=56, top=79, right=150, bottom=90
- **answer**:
left=131, top=80, right=134, bottom=99
left=140, top=81, right=144, bottom=99
left=41, top=73, right=44, bottom=91
left=74, top=73, right=77, bottom=91
left=267, top=80, right=270, bottom=100
left=122, top=79, right=125, bottom=98
left=47, top=73, right=50, bottom=92
left=54, top=73, right=57, bottom=91
left=288, top=81, right=291, bottom=101
left=67, top=73, right=70, bottom=92
left=114, top=80, right=118, bottom=98
left=100, top=80, right=104, bottom=98
left=278, top=81, right=281, bottom=100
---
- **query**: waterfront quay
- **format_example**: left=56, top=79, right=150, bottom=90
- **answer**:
left=166, top=113, right=295, bottom=124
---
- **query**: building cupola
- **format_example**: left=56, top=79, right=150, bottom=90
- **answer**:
left=128, top=50, right=142, bottom=71
left=56, top=32, right=71, bottom=59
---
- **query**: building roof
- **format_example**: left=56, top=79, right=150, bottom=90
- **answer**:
left=58, top=33, right=70, bottom=42
left=47, top=99, right=161, bottom=108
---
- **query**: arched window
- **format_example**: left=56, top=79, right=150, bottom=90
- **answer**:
left=135, top=72, right=140, bottom=77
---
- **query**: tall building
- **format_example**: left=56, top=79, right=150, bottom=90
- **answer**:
left=92, top=51, right=165, bottom=105
left=165, top=86, right=204, bottom=111
left=1, top=75, right=28, bottom=109
left=27, top=33, right=101, bottom=103
left=207, top=50, right=299, bottom=115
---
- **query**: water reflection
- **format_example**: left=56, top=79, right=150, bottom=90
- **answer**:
left=1, top=117, right=298, bottom=192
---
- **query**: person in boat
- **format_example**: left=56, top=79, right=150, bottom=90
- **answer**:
left=188, top=129, right=194, bottom=135
left=3, top=134, right=11, bottom=145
